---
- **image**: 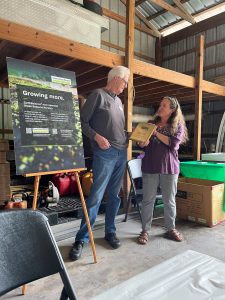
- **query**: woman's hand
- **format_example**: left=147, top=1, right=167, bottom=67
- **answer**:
left=152, top=127, right=158, bottom=136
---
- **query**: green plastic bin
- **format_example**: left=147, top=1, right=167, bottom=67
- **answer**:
left=180, top=161, right=225, bottom=211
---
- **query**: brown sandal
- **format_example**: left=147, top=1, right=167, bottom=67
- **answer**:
left=164, top=229, right=183, bottom=242
left=138, top=231, right=149, bottom=245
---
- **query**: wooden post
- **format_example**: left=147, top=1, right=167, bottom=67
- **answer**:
left=125, top=0, right=135, bottom=157
left=123, top=0, right=135, bottom=208
left=194, top=35, right=204, bottom=160
left=32, top=175, right=41, bottom=210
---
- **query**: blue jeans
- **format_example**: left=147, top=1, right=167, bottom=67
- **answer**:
left=75, top=146, right=127, bottom=243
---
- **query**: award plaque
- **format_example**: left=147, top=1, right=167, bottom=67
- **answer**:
left=129, top=123, right=156, bottom=143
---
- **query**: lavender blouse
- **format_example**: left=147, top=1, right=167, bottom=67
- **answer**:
left=141, top=124, right=184, bottom=175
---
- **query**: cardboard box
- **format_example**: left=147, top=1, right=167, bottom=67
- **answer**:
left=176, top=177, right=225, bottom=227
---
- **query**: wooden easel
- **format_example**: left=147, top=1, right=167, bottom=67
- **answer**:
left=21, top=168, right=97, bottom=295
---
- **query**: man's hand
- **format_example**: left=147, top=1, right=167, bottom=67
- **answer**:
left=94, top=133, right=111, bottom=149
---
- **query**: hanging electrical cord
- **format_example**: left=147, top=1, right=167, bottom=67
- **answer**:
left=132, top=85, right=136, bottom=103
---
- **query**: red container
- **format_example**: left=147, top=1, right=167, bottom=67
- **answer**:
left=52, top=173, right=71, bottom=196
left=68, top=173, right=79, bottom=194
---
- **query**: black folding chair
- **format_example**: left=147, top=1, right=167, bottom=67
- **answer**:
left=124, top=158, right=162, bottom=222
left=0, top=210, right=77, bottom=300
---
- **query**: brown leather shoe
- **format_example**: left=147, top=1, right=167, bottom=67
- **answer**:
left=164, top=229, right=183, bottom=242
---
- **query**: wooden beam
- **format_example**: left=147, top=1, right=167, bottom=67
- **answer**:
left=122, top=0, right=135, bottom=208
left=125, top=0, right=135, bottom=162
left=134, top=76, right=158, bottom=87
left=148, top=0, right=195, bottom=24
left=135, top=88, right=194, bottom=104
left=136, top=0, right=146, bottom=6
left=102, top=7, right=158, bottom=37
left=147, top=0, right=189, bottom=20
left=194, top=35, right=204, bottom=161
left=120, top=0, right=161, bottom=37
left=54, top=58, right=77, bottom=69
left=135, top=85, right=190, bottom=99
left=133, top=59, right=225, bottom=96
left=77, top=74, right=108, bottom=88
left=0, top=49, right=46, bottom=83
left=133, top=59, right=195, bottom=88
left=76, top=65, right=103, bottom=78
left=101, top=40, right=155, bottom=62
left=78, top=78, right=106, bottom=95
left=173, top=0, right=196, bottom=24
left=0, top=19, right=124, bottom=68
left=135, top=82, right=174, bottom=93
left=23, top=49, right=45, bottom=62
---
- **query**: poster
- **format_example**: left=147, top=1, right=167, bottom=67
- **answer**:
left=7, top=58, right=85, bottom=175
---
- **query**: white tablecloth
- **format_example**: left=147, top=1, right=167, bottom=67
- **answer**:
left=91, top=250, right=225, bottom=300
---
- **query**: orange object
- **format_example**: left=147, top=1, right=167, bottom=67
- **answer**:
left=82, top=171, right=93, bottom=196
left=5, top=201, right=27, bottom=209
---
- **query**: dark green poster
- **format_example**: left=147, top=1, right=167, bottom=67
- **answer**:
left=7, top=58, right=85, bottom=175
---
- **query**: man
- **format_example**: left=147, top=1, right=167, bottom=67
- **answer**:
left=69, top=66, right=130, bottom=261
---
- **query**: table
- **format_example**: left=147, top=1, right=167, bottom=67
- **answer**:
left=91, top=250, right=225, bottom=300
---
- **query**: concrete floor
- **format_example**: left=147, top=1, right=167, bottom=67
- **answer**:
left=2, top=213, right=225, bottom=300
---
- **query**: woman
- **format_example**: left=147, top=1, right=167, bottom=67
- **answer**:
left=138, top=96, right=188, bottom=245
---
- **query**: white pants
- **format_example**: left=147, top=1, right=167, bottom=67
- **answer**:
left=141, top=173, right=178, bottom=231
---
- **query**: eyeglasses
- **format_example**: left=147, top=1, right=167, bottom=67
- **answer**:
left=121, top=78, right=128, bottom=88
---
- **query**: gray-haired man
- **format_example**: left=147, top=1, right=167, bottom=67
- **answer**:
left=69, top=66, right=130, bottom=261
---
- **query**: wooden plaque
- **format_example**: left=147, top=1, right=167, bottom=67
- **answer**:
left=129, top=123, right=156, bottom=143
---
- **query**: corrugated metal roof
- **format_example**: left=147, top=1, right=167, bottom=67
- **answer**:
left=136, top=0, right=224, bottom=31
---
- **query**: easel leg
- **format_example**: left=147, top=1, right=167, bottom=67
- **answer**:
left=22, top=175, right=41, bottom=294
left=75, top=172, right=97, bottom=263
left=21, top=285, right=27, bottom=295
left=32, top=175, right=41, bottom=210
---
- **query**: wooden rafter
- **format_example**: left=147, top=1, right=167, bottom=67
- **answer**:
left=120, top=0, right=161, bottom=37
left=101, top=40, right=155, bottom=62
left=135, top=0, right=146, bottom=6
left=102, top=7, right=158, bottom=37
left=0, top=49, right=46, bottom=83
left=173, top=0, right=196, bottom=24
left=148, top=0, right=195, bottom=24
left=54, top=58, right=77, bottom=69
left=147, top=0, right=189, bottom=21
left=161, top=3, right=225, bottom=36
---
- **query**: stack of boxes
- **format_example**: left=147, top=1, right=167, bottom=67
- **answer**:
left=0, top=140, right=10, bottom=204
